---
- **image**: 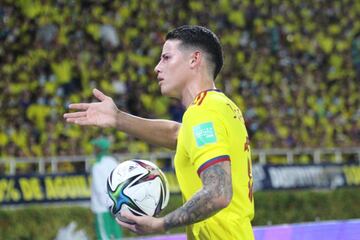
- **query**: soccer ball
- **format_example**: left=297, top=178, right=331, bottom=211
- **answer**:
left=107, top=159, right=170, bottom=223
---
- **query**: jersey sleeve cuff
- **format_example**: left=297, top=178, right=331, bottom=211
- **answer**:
left=197, top=155, right=230, bottom=176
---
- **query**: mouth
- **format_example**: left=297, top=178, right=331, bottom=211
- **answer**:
left=158, top=77, right=164, bottom=84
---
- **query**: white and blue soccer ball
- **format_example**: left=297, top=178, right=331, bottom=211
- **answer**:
left=107, top=159, right=170, bottom=223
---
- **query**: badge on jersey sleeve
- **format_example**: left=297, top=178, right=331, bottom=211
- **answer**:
left=193, top=122, right=217, bottom=147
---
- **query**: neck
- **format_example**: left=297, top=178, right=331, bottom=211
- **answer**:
left=181, top=77, right=216, bottom=108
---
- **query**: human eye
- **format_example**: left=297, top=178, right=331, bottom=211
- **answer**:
left=162, top=54, right=170, bottom=61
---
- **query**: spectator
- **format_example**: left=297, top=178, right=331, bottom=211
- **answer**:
left=0, top=1, right=359, bottom=159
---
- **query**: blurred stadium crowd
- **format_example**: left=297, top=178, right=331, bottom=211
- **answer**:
left=1, top=0, right=359, bottom=159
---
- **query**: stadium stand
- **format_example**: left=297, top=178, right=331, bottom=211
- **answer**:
left=0, top=0, right=359, bottom=162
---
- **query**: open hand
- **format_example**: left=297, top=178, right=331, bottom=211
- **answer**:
left=63, top=89, right=119, bottom=128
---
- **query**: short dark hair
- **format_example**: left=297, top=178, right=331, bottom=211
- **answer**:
left=166, top=25, right=223, bottom=79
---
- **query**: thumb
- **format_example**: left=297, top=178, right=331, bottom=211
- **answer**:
left=93, top=88, right=107, bottom=102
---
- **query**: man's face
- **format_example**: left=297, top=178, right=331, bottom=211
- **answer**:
left=154, top=40, right=192, bottom=98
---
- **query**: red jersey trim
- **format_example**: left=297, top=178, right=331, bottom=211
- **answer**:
left=197, top=155, right=230, bottom=176
left=197, top=91, right=207, bottom=105
left=192, top=89, right=221, bottom=106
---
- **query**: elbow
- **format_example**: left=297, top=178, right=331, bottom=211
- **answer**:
left=168, top=137, right=178, bottom=150
left=166, top=135, right=178, bottom=150
left=168, top=122, right=181, bottom=150
left=213, top=189, right=233, bottom=210
left=219, top=193, right=233, bottom=209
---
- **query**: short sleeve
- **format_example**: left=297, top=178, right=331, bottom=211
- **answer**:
left=182, top=108, right=230, bottom=176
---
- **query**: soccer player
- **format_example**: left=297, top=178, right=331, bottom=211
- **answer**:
left=90, top=138, right=122, bottom=240
left=64, top=25, right=255, bottom=240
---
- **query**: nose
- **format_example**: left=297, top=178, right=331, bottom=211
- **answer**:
left=154, top=61, right=161, bottom=74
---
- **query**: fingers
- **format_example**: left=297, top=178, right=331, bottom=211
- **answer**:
left=116, top=216, right=139, bottom=233
left=63, top=114, right=92, bottom=125
left=65, top=118, right=77, bottom=123
left=68, top=103, right=90, bottom=110
left=93, top=88, right=107, bottom=102
left=121, top=210, right=139, bottom=223
left=63, top=112, right=87, bottom=119
left=66, top=89, right=106, bottom=111
left=118, top=211, right=141, bottom=232
left=70, top=117, right=92, bottom=125
left=64, top=103, right=91, bottom=124
left=63, top=112, right=90, bottom=125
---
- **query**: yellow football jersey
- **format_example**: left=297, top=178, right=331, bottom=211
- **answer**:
left=174, top=89, right=254, bottom=240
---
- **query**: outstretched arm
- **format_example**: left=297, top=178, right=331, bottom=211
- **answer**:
left=63, top=88, right=180, bottom=149
left=117, top=161, right=233, bottom=234
left=115, top=111, right=180, bottom=149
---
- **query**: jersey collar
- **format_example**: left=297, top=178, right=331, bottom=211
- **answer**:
left=192, top=89, right=221, bottom=105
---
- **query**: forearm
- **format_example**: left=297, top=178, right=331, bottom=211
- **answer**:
left=163, top=162, right=233, bottom=230
left=163, top=188, right=222, bottom=230
left=115, top=110, right=180, bottom=149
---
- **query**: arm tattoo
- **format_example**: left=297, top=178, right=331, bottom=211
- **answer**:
left=164, top=161, right=232, bottom=230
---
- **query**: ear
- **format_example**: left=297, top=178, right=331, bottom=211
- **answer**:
left=189, top=51, right=202, bottom=69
